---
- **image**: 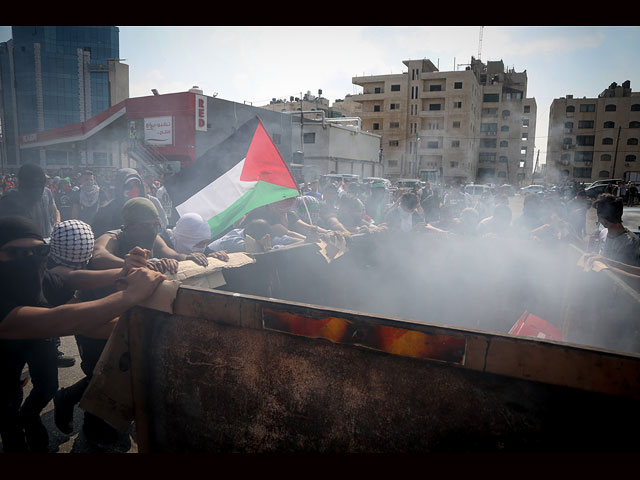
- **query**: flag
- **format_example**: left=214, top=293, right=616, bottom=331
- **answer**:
left=172, top=117, right=299, bottom=238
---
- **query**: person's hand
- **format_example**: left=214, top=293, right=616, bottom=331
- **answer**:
left=305, top=227, right=321, bottom=243
left=123, top=247, right=150, bottom=274
left=207, top=250, right=229, bottom=262
left=122, top=267, right=166, bottom=304
left=186, top=252, right=208, bottom=267
left=147, top=258, right=179, bottom=274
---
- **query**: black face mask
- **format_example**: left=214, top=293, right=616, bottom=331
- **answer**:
left=0, top=253, right=48, bottom=306
left=118, top=227, right=157, bottom=255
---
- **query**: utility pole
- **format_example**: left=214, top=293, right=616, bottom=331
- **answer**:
left=611, top=126, right=621, bottom=179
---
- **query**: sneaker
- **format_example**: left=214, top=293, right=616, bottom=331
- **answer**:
left=21, top=416, right=49, bottom=453
left=53, top=389, right=74, bottom=435
left=82, top=413, right=119, bottom=445
left=57, top=350, right=76, bottom=368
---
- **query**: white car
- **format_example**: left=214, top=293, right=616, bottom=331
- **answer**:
left=520, top=185, right=546, bottom=195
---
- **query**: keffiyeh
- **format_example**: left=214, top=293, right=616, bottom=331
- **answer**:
left=49, top=219, right=95, bottom=269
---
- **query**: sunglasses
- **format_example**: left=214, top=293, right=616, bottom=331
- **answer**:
left=0, top=244, right=50, bottom=259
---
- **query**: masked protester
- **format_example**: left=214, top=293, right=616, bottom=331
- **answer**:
left=90, top=168, right=168, bottom=238
left=167, top=213, right=212, bottom=254
left=71, top=170, right=101, bottom=225
left=0, top=163, right=60, bottom=237
left=0, top=216, right=165, bottom=452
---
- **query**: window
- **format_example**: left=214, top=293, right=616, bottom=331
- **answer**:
left=580, top=104, right=595, bottom=112
left=601, top=154, right=612, bottom=162
left=576, top=135, right=595, bottom=146
left=631, top=104, right=640, bottom=111
left=452, top=121, right=461, bottom=128
left=389, top=140, right=399, bottom=147
left=389, top=103, right=400, bottom=110
left=389, top=122, right=400, bottom=128
left=479, top=152, right=497, bottom=163
left=605, top=104, right=616, bottom=112
left=604, top=121, right=615, bottom=128
left=575, top=151, right=593, bottom=162
left=303, top=132, right=315, bottom=144
left=427, top=141, right=439, bottom=149
left=453, top=102, right=462, bottom=109
left=522, top=119, right=529, bottom=127
left=502, top=110, right=511, bottom=117
left=451, top=140, right=460, bottom=147
left=626, top=155, right=637, bottom=162
left=524, top=106, right=531, bottom=113
left=450, top=161, right=459, bottom=168
left=500, top=141, right=508, bottom=148
left=566, top=106, right=575, bottom=113
left=561, top=154, right=571, bottom=163
left=520, top=146, right=528, bottom=155
left=374, top=105, right=381, bottom=112
left=630, top=121, right=640, bottom=128
left=501, top=125, right=509, bottom=132
left=578, top=120, right=594, bottom=128
left=602, top=138, right=614, bottom=145
left=628, top=138, right=639, bottom=145
left=374, top=87, right=382, bottom=94
left=483, top=93, right=499, bottom=102
left=391, top=84, right=401, bottom=92
left=430, top=85, right=442, bottom=91
left=499, top=156, right=508, bottom=163
left=481, top=139, right=497, bottom=148
left=429, top=104, right=441, bottom=111
left=573, top=167, right=592, bottom=178
left=599, top=170, right=610, bottom=178
left=373, top=123, right=380, bottom=130
left=480, top=123, right=498, bottom=133
left=565, top=122, right=574, bottom=129
left=454, top=82, right=463, bottom=89
left=482, top=108, right=498, bottom=117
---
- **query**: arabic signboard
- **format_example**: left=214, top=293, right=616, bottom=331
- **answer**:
left=195, top=94, right=207, bottom=131
left=144, top=116, right=173, bottom=145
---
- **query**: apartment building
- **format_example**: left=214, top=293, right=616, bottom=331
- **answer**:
left=545, top=81, right=640, bottom=184
left=351, top=57, right=536, bottom=186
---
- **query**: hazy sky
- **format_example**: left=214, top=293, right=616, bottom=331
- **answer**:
left=2, top=25, right=640, bottom=166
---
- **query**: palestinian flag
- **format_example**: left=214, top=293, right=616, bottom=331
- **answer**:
left=173, top=117, right=299, bottom=238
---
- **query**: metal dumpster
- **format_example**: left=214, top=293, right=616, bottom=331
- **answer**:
left=81, top=233, right=640, bottom=452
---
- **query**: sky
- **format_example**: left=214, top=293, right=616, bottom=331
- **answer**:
left=1, top=25, right=640, bottom=166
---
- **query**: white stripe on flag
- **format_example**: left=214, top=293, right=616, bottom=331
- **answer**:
left=176, top=159, right=258, bottom=220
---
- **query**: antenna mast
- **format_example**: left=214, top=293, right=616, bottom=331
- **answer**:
left=478, top=26, right=484, bottom=61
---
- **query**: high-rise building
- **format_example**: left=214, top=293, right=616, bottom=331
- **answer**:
left=0, top=26, right=128, bottom=170
left=545, top=81, right=640, bottom=184
left=351, top=57, right=536, bottom=186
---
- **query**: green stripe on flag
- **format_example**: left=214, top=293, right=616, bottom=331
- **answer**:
left=207, top=180, right=299, bottom=238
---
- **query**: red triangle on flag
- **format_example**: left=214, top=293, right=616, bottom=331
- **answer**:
left=240, top=120, right=298, bottom=190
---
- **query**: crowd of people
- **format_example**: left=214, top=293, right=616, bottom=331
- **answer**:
left=0, top=162, right=639, bottom=453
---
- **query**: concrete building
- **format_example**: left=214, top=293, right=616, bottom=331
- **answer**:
left=261, top=90, right=348, bottom=118
left=14, top=89, right=299, bottom=188
left=545, top=81, right=640, bottom=184
left=0, top=26, right=128, bottom=172
left=292, top=117, right=382, bottom=181
left=351, top=57, right=536, bottom=186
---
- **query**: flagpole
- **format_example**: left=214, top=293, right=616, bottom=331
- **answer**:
left=301, top=195, right=313, bottom=226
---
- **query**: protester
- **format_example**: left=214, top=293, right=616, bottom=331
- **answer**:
left=0, top=216, right=165, bottom=452
left=0, top=163, right=60, bottom=238
left=165, top=212, right=230, bottom=261
left=477, top=204, right=513, bottom=237
left=71, top=170, right=101, bottom=225
left=54, top=178, right=74, bottom=222
left=594, top=193, right=640, bottom=266
left=207, top=218, right=299, bottom=254
left=91, top=168, right=168, bottom=238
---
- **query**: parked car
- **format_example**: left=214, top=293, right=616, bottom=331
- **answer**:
left=519, top=185, right=546, bottom=195
left=463, top=184, right=492, bottom=199
left=320, top=173, right=361, bottom=186
left=498, top=184, right=516, bottom=196
left=395, top=179, right=424, bottom=190
left=362, top=177, right=392, bottom=188
left=585, top=184, right=608, bottom=198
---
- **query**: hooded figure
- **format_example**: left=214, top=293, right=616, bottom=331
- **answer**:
left=169, top=213, right=212, bottom=254
left=0, top=164, right=58, bottom=237
left=0, top=216, right=58, bottom=452
left=90, top=168, right=167, bottom=238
